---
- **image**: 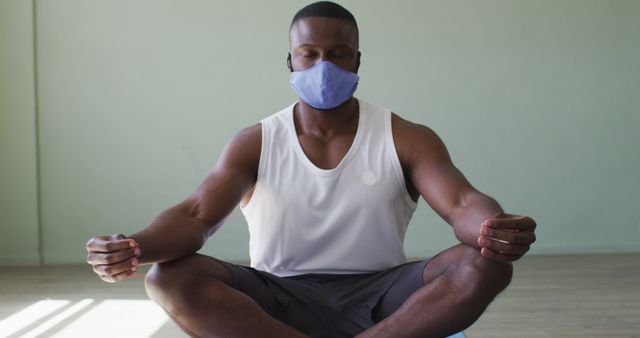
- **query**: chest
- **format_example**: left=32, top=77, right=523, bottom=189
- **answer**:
left=296, top=133, right=356, bottom=170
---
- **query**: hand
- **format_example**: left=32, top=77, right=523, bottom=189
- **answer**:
left=477, top=213, right=536, bottom=262
left=86, top=234, right=141, bottom=283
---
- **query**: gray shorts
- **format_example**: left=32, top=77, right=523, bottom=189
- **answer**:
left=219, top=260, right=429, bottom=338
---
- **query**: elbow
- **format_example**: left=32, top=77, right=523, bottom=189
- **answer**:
left=444, top=190, right=475, bottom=227
left=182, top=195, right=206, bottom=221
left=447, top=190, right=482, bottom=243
left=176, top=199, right=216, bottom=244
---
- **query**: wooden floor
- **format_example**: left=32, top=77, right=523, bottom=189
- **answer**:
left=0, top=253, right=638, bottom=337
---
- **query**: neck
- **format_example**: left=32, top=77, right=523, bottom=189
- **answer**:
left=294, top=98, right=359, bottom=137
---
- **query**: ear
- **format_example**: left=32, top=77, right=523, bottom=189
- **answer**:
left=355, top=51, right=361, bottom=73
left=286, top=53, right=293, bottom=72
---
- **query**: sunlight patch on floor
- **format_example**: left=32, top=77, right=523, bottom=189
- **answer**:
left=0, top=300, right=69, bottom=338
left=0, top=299, right=169, bottom=338
left=19, top=299, right=95, bottom=338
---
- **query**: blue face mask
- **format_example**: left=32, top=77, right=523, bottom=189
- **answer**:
left=289, top=61, right=359, bottom=110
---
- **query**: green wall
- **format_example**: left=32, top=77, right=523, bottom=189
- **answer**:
left=1, top=0, right=639, bottom=265
left=0, top=0, right=40, bottom=265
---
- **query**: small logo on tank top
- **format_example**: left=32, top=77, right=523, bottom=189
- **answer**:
left=362, top=171, right=377, bottom=185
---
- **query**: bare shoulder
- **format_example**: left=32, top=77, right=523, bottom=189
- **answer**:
left=229, top=123, right=262, bottom=148
left=229, top=123, right=261, bottom=146
left=186, top=123, right=261, bottom=203
left=216, top=123, right=262, bottom=174
left=181, top=123, right=262, bottom=223
left=391, top=113, right=450, bottom=166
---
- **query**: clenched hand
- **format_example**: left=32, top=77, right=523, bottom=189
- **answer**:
left=477, top=213, right=537, bottom=262
left=86, top=234, right=141, bottom=282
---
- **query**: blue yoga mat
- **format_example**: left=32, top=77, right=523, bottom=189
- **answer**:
left=447, top=333, right=466, bottom=338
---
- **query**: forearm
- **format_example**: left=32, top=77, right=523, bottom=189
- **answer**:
left=450, top=191, right=503, bottom=248
left=127, top=204, right=219, bottom=265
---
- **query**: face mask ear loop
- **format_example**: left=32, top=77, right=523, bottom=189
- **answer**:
left=287, top=53, right=294, bottom=72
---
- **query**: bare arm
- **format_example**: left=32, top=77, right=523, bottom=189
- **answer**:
left=393, top=114, right=535, bottom=261
left=86, top=123, right=261, bottom=281
left=129, top=124, right=261, bottom=264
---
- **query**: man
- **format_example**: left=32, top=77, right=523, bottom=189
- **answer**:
left=86, top=2, right=536, bottom=337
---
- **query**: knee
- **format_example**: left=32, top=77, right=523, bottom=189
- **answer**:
left=144, top=258, right=190, bottom=304
left=145, top=261, right=175, bottom=296
left=144, top=254, right=229, bottom=314
left=452, top=245, right=513, bottom=299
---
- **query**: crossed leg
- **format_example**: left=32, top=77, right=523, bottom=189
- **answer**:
left=357, top=244, right=513, bottom=338
left=145, top=244, right=512, bottom=338
left=144, top=254, right=307, bottom=338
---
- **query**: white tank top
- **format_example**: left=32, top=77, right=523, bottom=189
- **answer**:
left=240, top=98, right=418, bottom=277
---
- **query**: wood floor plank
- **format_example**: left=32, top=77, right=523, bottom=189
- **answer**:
left=1, top=253, right=638, bottom=337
